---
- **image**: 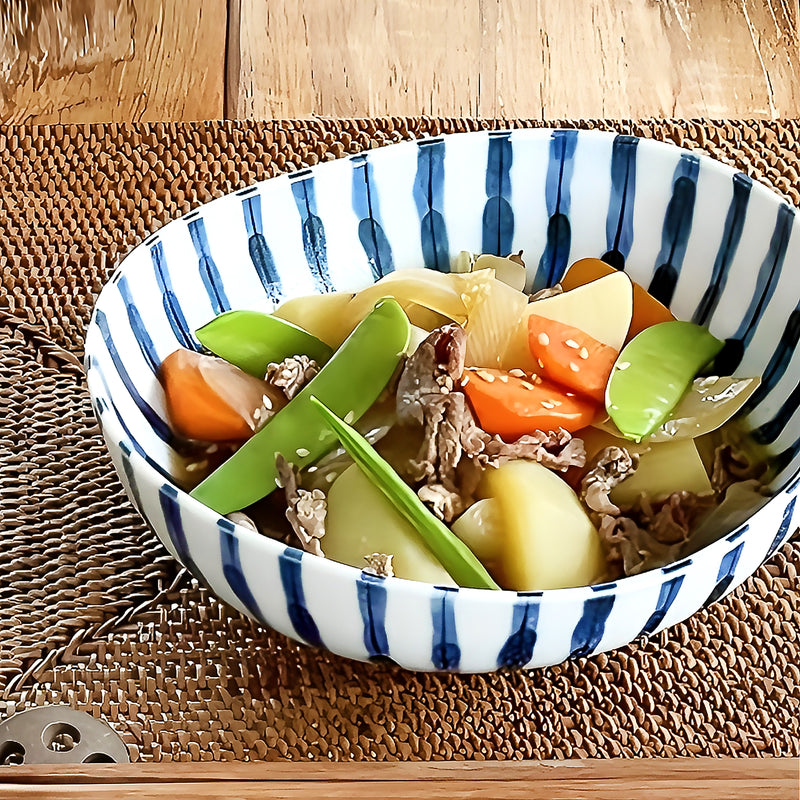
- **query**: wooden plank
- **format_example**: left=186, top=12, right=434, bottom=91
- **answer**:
left=231, top=0, right=800, bottom=119
left=0, top=0, right=227, bottom=124
left=0, top=759, right=796, bottom=799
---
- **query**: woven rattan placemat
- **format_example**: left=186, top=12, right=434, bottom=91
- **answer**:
left=1, top=118, right=798, bottom=762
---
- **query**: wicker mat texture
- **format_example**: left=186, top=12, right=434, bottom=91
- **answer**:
left=0, top=118, right=799, bottom=762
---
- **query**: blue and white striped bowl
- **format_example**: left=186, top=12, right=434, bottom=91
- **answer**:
left=85, top=128, right=800, bottom=672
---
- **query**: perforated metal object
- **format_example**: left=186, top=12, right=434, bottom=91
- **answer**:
left=0, top=706, right=129, bottom=765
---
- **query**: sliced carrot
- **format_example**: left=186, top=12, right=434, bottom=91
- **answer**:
left=160, top=349, right=284, bottom=442
left=461, top=367, right=598, bottom=440
left=561, top=257, right=674, bottom=339
left=527, top=315, right=618, bottom=403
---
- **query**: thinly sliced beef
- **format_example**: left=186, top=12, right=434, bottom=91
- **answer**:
left=580, top=446, right=639, bottom=515
left=276, top=455, right=327, bottom=556
left=266, top=355, right=320, bottom=399
left=396, top=325, right=585, bottom=521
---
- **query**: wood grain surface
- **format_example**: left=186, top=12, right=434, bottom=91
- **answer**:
left=1, top=0, right=799, bottom=122
left=0, top=0, right=226, bottom=123
left=236, top=0, right=800, bottom=119
left=0, top=759, right=797, bottom=799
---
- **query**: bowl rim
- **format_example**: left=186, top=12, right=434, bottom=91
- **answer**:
left=85, top=124, right=799, bottom=603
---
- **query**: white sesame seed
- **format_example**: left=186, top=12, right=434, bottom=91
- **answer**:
left=262, top=394, right=273, bottom=410
left=185, top=460, right=208, bottom=473
left=477, top=370, right=496, bottom=383
left=579, top=347, right=589, bottom=359
left=537, top=332, right=550, bottom=346
left=537, top=359, right=545, bottom=369
left=205, top=443, right=218, bottom=454
left=565, top=339, right=580, bottom=349
left=509, top=368, right=526, bottom=378
left=296, top=447, right=310, bottom=457
left=616, top=362, right=631, bottom=371
left=461, top=375, right=470, bottom=385
left=521, top=381, right=536, bottom=390
left=541, top=401, right=555, bottom=409
left=498, top=374, right=509, bottom=383
left=344, top=410, right=356, bottom=423
left=569, top=362, right=580, bottom=372
left=253, top=408, right=262, bottom=420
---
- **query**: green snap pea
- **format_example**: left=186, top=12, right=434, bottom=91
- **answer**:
left=191, top=299, right=410, bottom=514
left=606, top=320, right=724, bottom=442
left=196, top=310, right=333, bottom=377
left=310, top=397, right=500, bottom=591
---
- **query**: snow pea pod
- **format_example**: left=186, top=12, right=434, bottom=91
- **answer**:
left=196, top=310, right=333, bottom=377
left=311, top=397, right=500, bottom=590
left=606, top=321, right=724, bottom=442
left=191, top=299, right=410, bottom=514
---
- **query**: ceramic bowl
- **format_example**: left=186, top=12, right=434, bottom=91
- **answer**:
left=85, top=128, right=800, bottom=672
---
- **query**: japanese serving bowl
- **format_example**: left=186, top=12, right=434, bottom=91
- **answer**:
left=85, top=128, right=800, bottom=672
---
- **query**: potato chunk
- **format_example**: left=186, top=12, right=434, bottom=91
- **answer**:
left=325, top=464, right=455, bottom=585
left=485, top=460, right=606, bottom=590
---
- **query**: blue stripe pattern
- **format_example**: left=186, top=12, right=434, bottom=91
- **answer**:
left=741, top=307, right=800, bottom=415
left=693, top=172, right=752, bottom=325
left=160, top=484, right=206, bottom=581
left=150, top=241, right=198, bottom=350
left=752, top=379, right=800, bottom=445
left=96, top=309, right=174, bottom=445
left=602, top=134, right=638, bottom=269
left=219, top=518, right=264, bottom=620
left=92, top=369, right=171, bottom=480
left=704, top=543, right=745, bottom=607
left=715, top=203, right=795, bottom=375
left=118, top=276, right=161, bottom=373
left=482, top=132, right=514, bottom=257
left=765, top=497, right=796, bottom=560
left=356, top=573, right=390, bottom=660
left=431, top=587, right=460, bottom=670
left=497, top=598, right=539, bottom=667
left=278, top=548, right=323, bottom=647
left=569, top=594, right=615, bottom=659
left=352, top=155, right=394, bottom=280
left=119, top=440, right=144, bottom=514
left=242, top=194, right=282, bottom=303
left=648, top=153, right=700, bottom=306
left=291, top=176, right=335, bottom=292
left=774, top=436, right=800, bottom=480
left=638, top=576, right=684, bottom=637
left=533, top=129, right=579, bottom=290
left=413, top=140, right=450, bottom=272
left=188, top=218, right=230, bottom=315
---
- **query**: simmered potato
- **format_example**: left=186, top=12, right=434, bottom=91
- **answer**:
left=609, top=437, right=713, bottom=507
left=325, top=464, right=455, bottom=584
left=451, top=498, right=503, bottom=579
left=485, top=460, right=606, bottom=590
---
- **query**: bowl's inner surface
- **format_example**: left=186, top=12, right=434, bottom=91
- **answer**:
left=87, top=127, right=800, bottom=525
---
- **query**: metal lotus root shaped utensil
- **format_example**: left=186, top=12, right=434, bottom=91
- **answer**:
left=0, top=706, right=129, bottom=765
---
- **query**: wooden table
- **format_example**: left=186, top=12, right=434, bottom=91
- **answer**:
left=1, top=2, right=799, bottom=796
left=1, top=760, right=797, bottom=799
left=0, top=0, right=798, bottom=122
